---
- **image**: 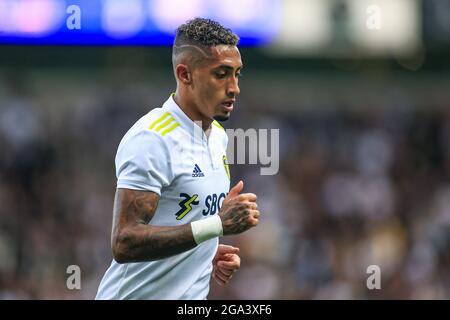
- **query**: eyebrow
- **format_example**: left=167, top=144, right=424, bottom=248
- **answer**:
left=215, top=64, right=244, bottom=71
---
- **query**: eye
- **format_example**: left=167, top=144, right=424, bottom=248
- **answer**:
left=216, top=72, right=227, bottom=79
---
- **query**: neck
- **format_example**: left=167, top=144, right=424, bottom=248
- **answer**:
left=173, top=90, right=212, bottom=132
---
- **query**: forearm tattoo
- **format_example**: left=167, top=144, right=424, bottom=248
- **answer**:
left=112, top=189, right=197, bottom=262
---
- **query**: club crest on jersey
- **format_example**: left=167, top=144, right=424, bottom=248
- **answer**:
left=192, top=164, right=205, bottom=177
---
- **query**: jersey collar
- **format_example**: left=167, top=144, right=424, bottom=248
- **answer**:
left=162, top=94, right=212, bottom=141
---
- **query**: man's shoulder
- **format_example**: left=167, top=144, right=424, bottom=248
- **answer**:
left=117, top=108, right=183, bottom=158
left=212, top=120, right=229, bottom=144
left=145, top=108, right=182, bottom=139
left=127, top=107, right=182, bottom=141
left=212, top=120, right=226, bottom=132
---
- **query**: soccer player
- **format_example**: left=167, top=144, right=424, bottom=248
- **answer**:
left=95, top=18, right=260, bottom=299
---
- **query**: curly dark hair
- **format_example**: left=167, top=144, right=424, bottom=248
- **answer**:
left=174, top=18, right=239, bottom=47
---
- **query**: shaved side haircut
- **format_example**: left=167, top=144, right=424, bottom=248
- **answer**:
left=172, top=18, right=240, bottom=71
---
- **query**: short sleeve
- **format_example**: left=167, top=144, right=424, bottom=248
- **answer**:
left=115, top=130, right=173, bottom=195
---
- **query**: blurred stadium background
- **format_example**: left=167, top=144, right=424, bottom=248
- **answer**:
left=1, top=0, right=450, bottom=299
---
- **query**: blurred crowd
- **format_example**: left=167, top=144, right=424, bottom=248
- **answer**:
left=0, top=70, right=449, bottom=299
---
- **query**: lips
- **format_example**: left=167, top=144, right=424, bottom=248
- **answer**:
left=221, top=100, right=235, bottom=112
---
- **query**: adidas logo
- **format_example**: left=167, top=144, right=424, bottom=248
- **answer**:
left=192, top=164, right=205, bottom=177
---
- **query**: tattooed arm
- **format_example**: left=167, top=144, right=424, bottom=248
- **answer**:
left=111, top=182, right=259, bottom=263
left=111, top=188, right=196, bottom=263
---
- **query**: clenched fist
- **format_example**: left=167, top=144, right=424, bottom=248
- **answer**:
left=212, top=244, right=241, bottom=286
left=219, top=180, right=260, bottom=235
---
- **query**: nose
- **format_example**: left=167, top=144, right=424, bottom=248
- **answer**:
left=227, top=75, right=240, bottom=97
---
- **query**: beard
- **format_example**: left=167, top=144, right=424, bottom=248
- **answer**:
left=213, top=114, right=230, bottom=122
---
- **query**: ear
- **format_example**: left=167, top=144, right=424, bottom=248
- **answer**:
left=175, top=64, right=192, bottom=85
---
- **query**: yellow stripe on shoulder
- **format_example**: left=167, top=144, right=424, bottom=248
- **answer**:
left=161, top=122, right=180, bottom=136
left=213, top=120, right=225, bottom=131
left=155, top=116, right=174, bottom=132
left=149, top=112, right=170, bottom=130
left=148, top=112, right=180, bottom=136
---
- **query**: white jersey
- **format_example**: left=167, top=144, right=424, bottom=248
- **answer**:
left=96, top=95, right=230, bottom=300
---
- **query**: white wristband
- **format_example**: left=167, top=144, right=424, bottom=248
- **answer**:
left=190, top=215, right=223, bottom=245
